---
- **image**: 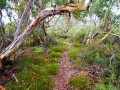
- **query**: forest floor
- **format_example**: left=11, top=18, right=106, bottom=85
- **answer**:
left=54, top=42, right=80, bottom=90
left=0, top=41, right=110, bottom=90
left=0, top=42, right=82, bottom=90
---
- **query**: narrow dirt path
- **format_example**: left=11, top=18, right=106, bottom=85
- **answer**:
left=54, top=42, right=80, bottom=90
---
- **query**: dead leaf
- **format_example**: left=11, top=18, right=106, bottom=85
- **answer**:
left=0, top=85, right=6, bottom=90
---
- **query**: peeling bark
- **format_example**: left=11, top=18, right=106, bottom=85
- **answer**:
left=14, top=0, right=35, bottom=39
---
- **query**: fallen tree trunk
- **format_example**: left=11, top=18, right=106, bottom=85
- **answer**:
left=0, top=0, right=92, bottom=68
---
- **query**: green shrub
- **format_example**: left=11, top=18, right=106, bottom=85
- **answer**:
left=84, top=67, right=91, bottom=71
left=50, top=52, right=62, bottom=58
left=50, top=58, right=60, bottom=63
left=6, top=68, right=54, bottom=90
left=73, top=42, right=81, bottom=47
left=29, top=77, right=54, bottom=90
left=68, top=48, right=79, bottom=59
left=16, top=55, right=45, bottom=68
left=73, top=58, right=83, bottom=69
left=34, top=47, right=43, bottom=53
left=78, top=43, right=113, bottom=65
left=6, top=52, right=58, bottom=90
left=69, top=74, right=90, bottom=90
left=23, top=34, right=39, bottom=46
left=52, top=45, right=67, bottom=52
left=95, top=57, right=106, bottom=67
left=32, top=65, right=49, bottom=76
left=93, top=84, right=117, bottom=90
left=72, top=28, right=87, bottom=42
left=58, top=34, right=68, bottom=39
left=44, top=63, right=60, bottom=75
left=47, top=35, right=58, bottom=45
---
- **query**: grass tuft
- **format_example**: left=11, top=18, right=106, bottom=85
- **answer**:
left=73, top=42, right=81, bottom=47
left=6, top=52, right=59, bottom=90
left=73, top=58, right=83, bottom=69
left=52, top=45, right=67, bottom=52
left=68, top=48, right=79, bottom=59
left=69, top=74, right=90, bottom=90
left=50, top=52, right=62, bottom=58
left=50, top=58, right=60, bottom=63
left=44, top=63, right=60, bottom=75
left=93, top=83, right=118, bottom=90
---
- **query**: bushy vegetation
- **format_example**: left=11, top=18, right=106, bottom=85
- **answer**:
left=69, top=74, right=90, bottom=90
left=93, top=83, right=118, bottom=90
left=68, top=48, right=79, bottom=59
left=5, top=38, right=70, bottom=89
left=6, top=52, right=59, bottom=89
left=73, top=58, right=83, bottom=69
left=68, top=31, right=120, bottom=89
left=73, top=42, right=81, bottom=47
left=52, top=45, right=67, bottom=52
left=1, top=1, right=120, bottom=89
left=50, top=52, right=62, bottom=58
left=2, top=21, right=119, bottom=90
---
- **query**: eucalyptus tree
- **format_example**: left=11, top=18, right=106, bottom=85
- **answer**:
left=0, top=0, right=119, bottom=68
left=0, top=0, right=7, bottom=50
left=0, top=0, right=93, bottom=68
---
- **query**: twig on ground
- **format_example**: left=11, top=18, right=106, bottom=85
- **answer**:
left=12, top=74, right=18, bottom=82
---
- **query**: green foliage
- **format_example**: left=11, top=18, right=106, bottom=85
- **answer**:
left=94, top=83, right=118, bottom=90
left=50, top=58, right=59, bottom=63
left=73, top=42, right=81, bottom=47
left=58, top=34, right=68, bottom=39
left=68, top=48, right=79, bottom=59
left=52, top=45, right=67, bottom=52
left=34, top=47, right=43, bottom=53
left=44, top=63, right=60, bottom=75
left=6, top=68, right=54, bottom=90
left=72, top=32, right=86, bottom=43
left=3, top=0, right=120, bottom=90
left=90, top=0, right=117, bottom=20
left=0, top=0, right=6, bottom=9
left=94, top=57, right=106, bottom=66
left=68, top=25, right=94, bottom=43
left=73, top=12, right=88, bottom=21
left=50, top=52, right=61, bottom=58
left=69, top=74, right=90, bottom=90
left=84, top=67, right=91, bottom=71
left=6, top=52, right=60, bottom=89
left=47, top=35, right=58, bottom=45
left=23, top=35, right=38, bottom=46
left=73, top=58, right=83, bottom=69
left=78, top=43, right=118, bottom=66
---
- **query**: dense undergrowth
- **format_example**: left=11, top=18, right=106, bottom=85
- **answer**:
left=6, top=40, right=67, bottom=90
left=2, top=23, right=120, bottom=90
left=67, top=35, right=120, bottom=90
left=68, top=40, right=120, bottom=90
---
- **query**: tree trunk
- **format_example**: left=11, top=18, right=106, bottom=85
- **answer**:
left=14, top=0, right=35, bottom=39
